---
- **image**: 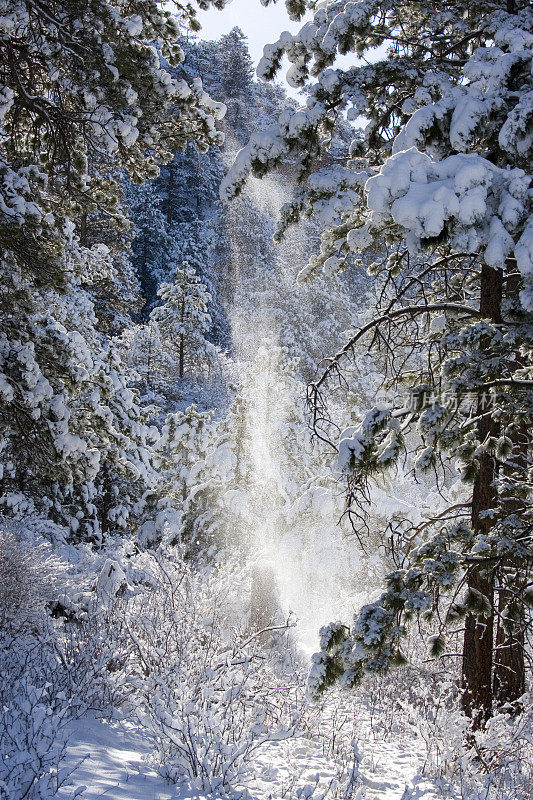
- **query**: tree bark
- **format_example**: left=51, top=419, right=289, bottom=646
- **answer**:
left=493, top=576, right=526, bottom=709
left=493, top=267, right=527, bottom=710
left=79, top=213, right=87, bottom=246
left=493, top=451, right=527, bottom=709
left=146, top=321, right=153, bottom=389
left=461, top=264, right=502, bottom=726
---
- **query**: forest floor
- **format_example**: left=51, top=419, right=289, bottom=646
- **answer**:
left=59, top=701, right=446, bottom=800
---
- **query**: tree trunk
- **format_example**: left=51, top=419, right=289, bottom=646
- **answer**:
left=462, top=459, right=496, bottom=725
left=98, top=463, right=113, bottom=542
left=492, top=264, right=527, bottom=708
left=79, top=213, right=87, bottom=246
left=146, top=321, right=153, bottom=389
left=140, top=237, right=150, bottom=318
left=493, top=475, right=527, bottom=711
left=249, top=564, right=282, bottom=646
left=493, top=577, right=526, bottom=709
left=179, top=333, right=184, bottom=379
left=461, top=264, right=502, bottom=726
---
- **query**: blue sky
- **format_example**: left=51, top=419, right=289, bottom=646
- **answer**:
left=194, top=2, right=372, bottom=101
left=196, top=1, right=307, bottom=67
left=195, top=1, right=310, bottom=98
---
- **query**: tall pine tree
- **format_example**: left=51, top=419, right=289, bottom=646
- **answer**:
left=0, top=0, right=226, bottom=538
left=225, top=0, right=533, bottom=723
left=151, top=260, right=217, bottom=381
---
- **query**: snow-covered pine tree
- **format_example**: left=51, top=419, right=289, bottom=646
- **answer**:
left=151, top=260, right=217, bottom=381
left=0, top=0, right=227, bottom=537
left=0, top=244, right=155, bottom=542
left=154, top=405, right=230, bottom=554
left=74, top=149, right=143, bottom=336
left=156, top=130, right=230, bottom=347
left=217, top=28, right=256, bottom=137
left=225, top=1, right=533, bottom=723
left=126, top=23, right=300, bottom=356
left=126, top=180, right=173, bottom=315
left=160, top=146, right=218, bottom=229
left=217, top=191, right=278, bottom=308
left=173, top=220, right=231, bottom=348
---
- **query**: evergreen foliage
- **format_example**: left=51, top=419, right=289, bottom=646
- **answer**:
left=0, top=0, right=227, bottom=538
left=151, top=260, right=217, bottom=380
left=226, top=0, right=533, bottom=722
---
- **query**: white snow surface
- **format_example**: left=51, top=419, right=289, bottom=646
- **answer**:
left=59, top=704, right=446, bottom=800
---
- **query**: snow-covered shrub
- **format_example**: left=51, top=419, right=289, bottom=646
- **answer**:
left=278, top=771, right=359, bottom=800
left=0, top=521, right=63, bottom=634
left=394, top=672, right=467, bottom=776
left=56, top=558, right=137, bottom=715
left=343, top=655, right=533, bottom=800
left=60, top=609, right=133, bottom=715
left=115, top=551, right=299, bottom=795
left=0, top=522, right=85, bottom=798
left=284, top=742, right=364, bottom=800
left=381, top=659, right=533, bottom=799
left=0, top=677, right=82, bottom=800
left=456, top=700, right=533, bottom=800
left=0, top=634, right=84, bottom=800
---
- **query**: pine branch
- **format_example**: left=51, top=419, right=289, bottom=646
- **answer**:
left=312, top=302, right=483, bottom=393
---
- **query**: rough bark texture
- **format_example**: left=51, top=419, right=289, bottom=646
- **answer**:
left=462, top=473, right=496, bottom=724
left=493, top=578, right=526, bottom=708
left=461, top=265, right=502, bottom=725
left=492, top=267, right=527, bottom=710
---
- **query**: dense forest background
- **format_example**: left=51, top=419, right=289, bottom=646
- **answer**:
left=0, top=2, right=531, bottom=799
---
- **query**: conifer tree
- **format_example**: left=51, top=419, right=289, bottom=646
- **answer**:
left=125, top=22, right=298, bottom=353
left=126, top=180, right=171, bottom=313
left=155, top=405, right=233, bottom=555
left=226, top=0, right=533, bottom=722
left=76, top=152, right=143, bottom=335
left=0, top=0, right=227, bottom=537
left=218, top=28, right=256, bottom=136
left=151, top=260, right=217, bottom=381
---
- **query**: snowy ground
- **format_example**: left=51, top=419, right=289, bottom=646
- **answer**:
left=59, top=704, right=445, bottom=800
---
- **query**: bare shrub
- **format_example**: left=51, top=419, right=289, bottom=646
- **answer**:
left=0, top=521, right=63, bottom=634
left=65, top=549, right=300, bottom=794
left=126, top=553, right=299, bottom=794
left=0, top=633, right=84, bottom=800
left=0, top=521, right=86, bottom=798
